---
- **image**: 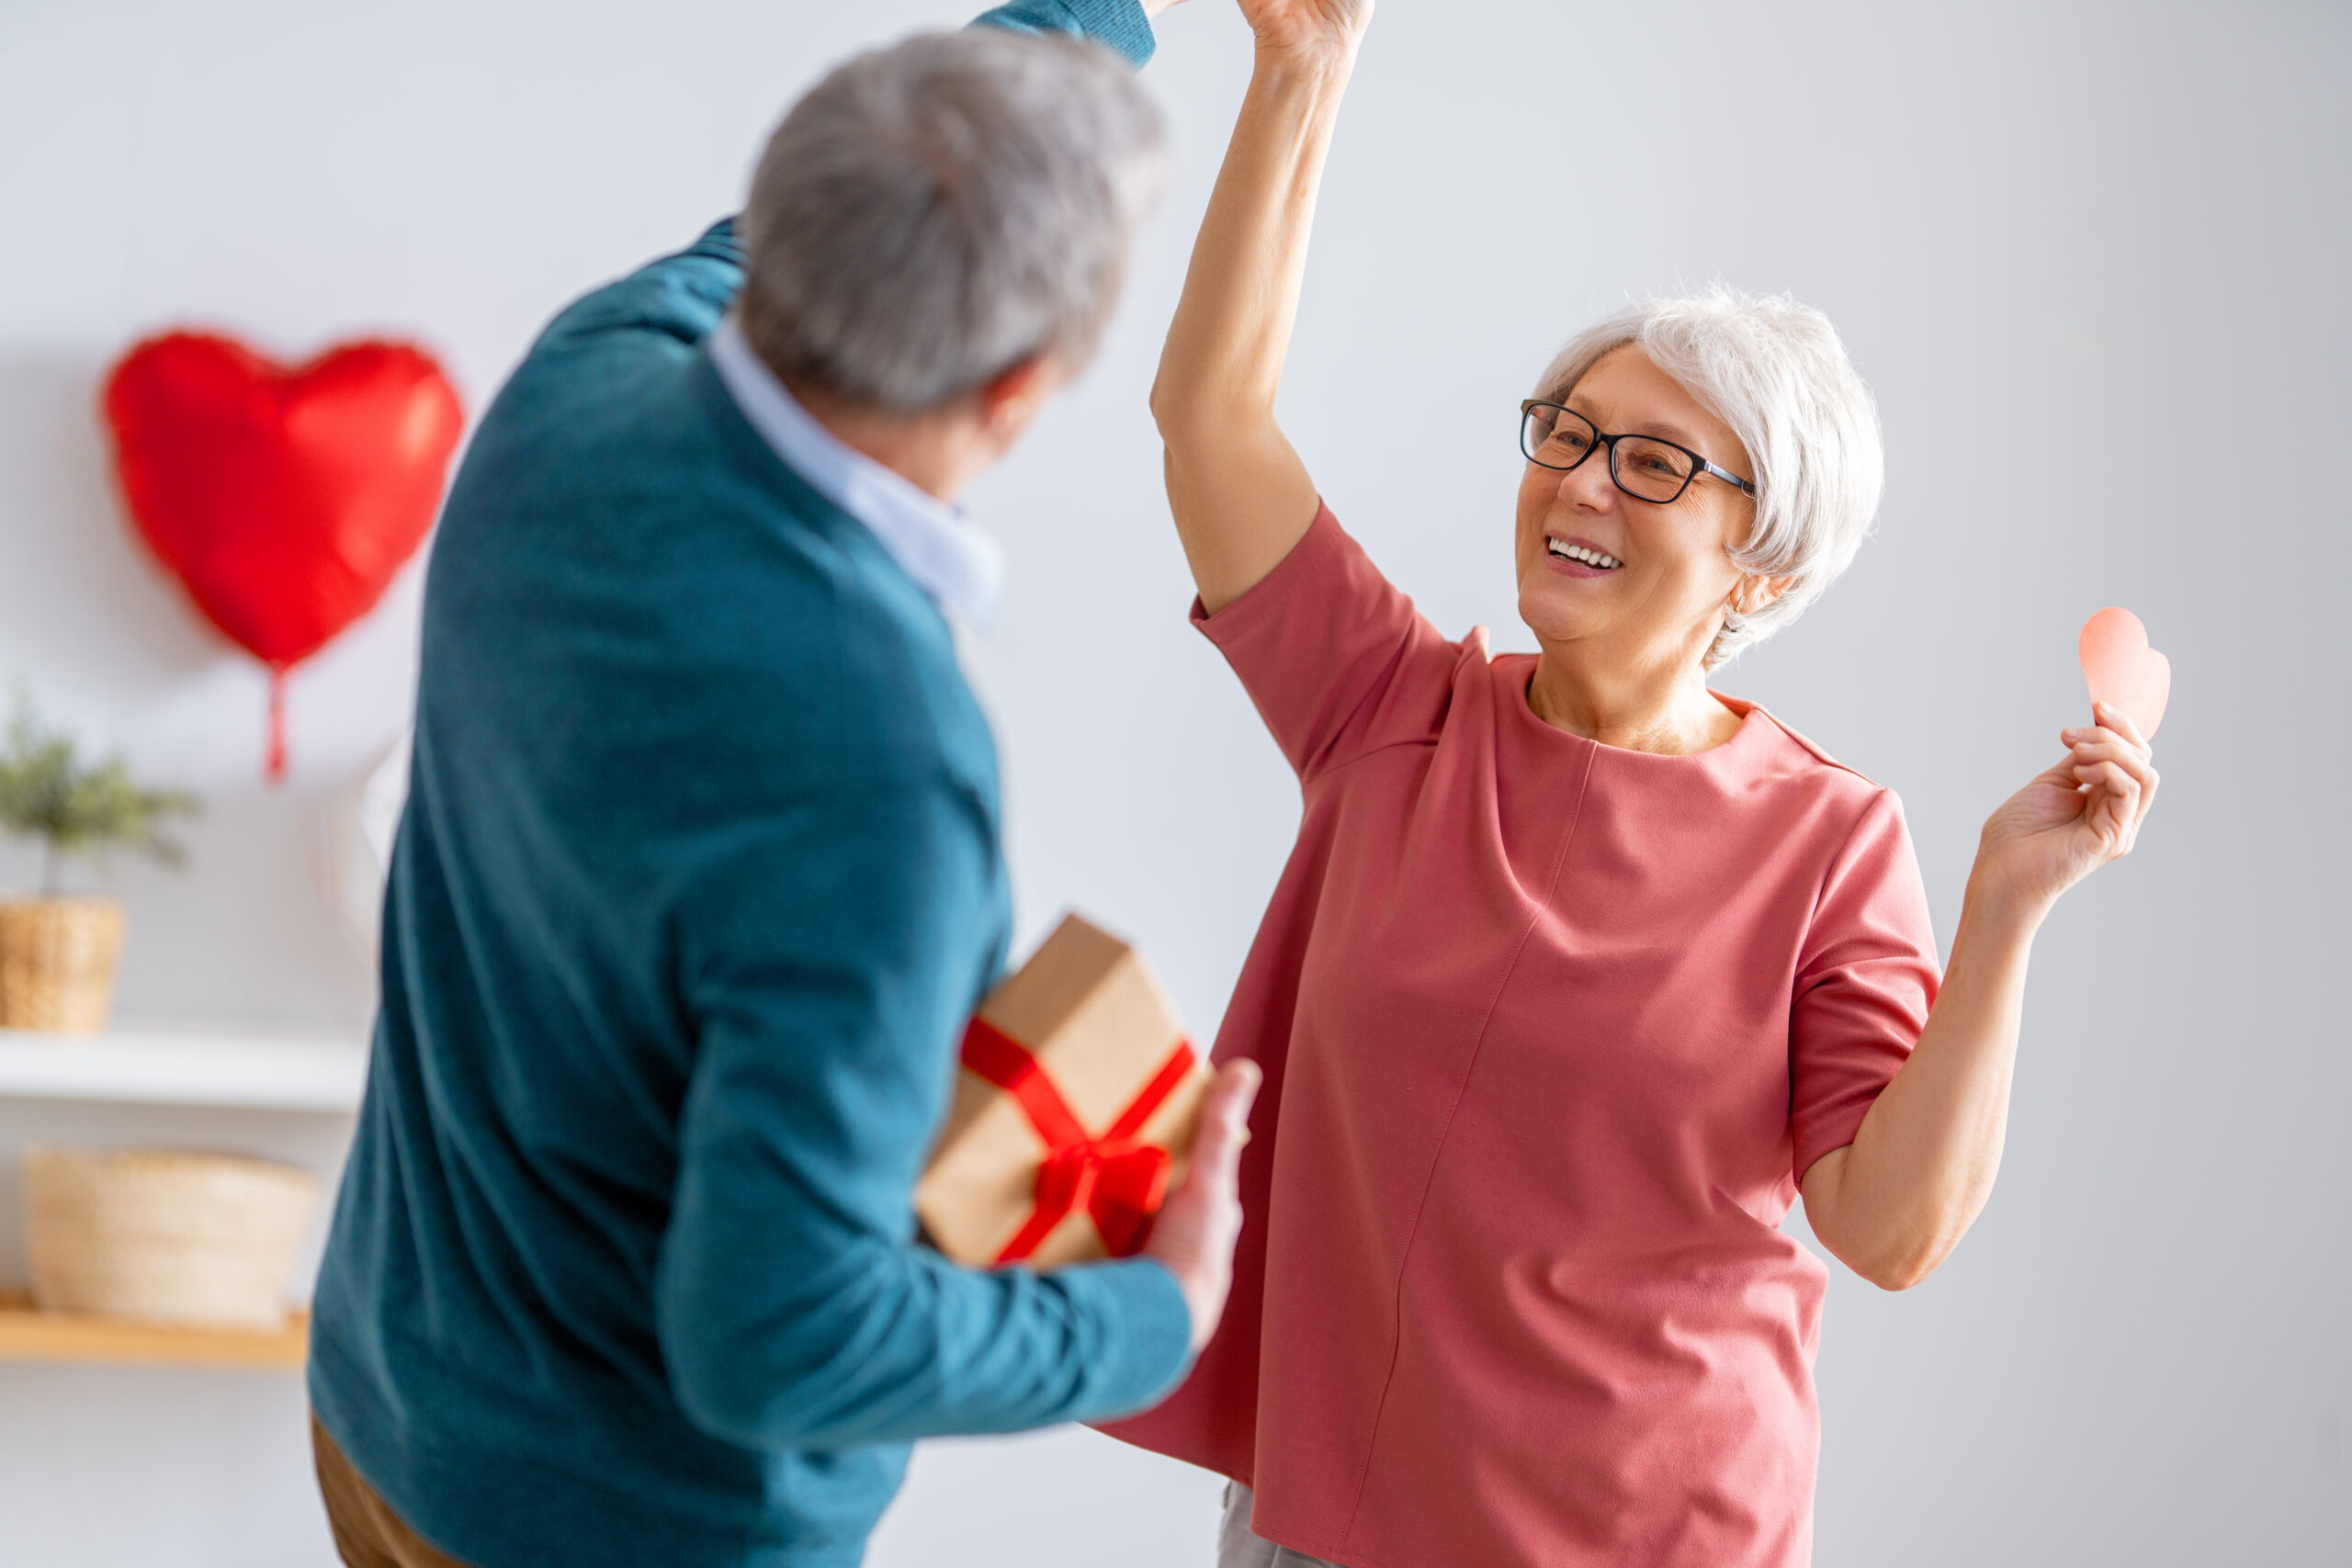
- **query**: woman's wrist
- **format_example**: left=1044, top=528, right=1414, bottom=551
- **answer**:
left=1243, top=47, right=1358, bottom=147
left=1957, top=866, right=2049, bottom=951
left=1252, top=37, right=1362, bottom=85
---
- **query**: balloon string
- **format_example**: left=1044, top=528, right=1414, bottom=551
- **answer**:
left=266, top=667, right=288, bottom=785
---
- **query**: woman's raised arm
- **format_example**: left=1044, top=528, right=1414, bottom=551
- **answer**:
left=1151, top=0, right=1374, bottom=614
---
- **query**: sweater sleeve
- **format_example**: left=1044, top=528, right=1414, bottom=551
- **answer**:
left=534, top=220, right=744, bottom=353
left=975, top=0, right=1156, bottom=66
left=653, top=773, right=1193, bottom=1452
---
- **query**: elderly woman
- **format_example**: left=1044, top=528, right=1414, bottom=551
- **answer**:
left=1100, top=3, right=2160, bottom=1566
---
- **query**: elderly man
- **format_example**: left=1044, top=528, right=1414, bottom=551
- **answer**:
left=304, top=5, right=1259, bottom=1566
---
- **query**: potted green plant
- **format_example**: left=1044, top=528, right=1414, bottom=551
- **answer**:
left=0, top=697, right=200, bottom=1034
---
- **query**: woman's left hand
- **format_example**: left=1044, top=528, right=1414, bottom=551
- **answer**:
left=1970, top=700, right=2160, bottom=920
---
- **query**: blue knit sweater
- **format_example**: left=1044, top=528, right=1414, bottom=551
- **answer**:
left=307, top=7, right=1188, bottom=1564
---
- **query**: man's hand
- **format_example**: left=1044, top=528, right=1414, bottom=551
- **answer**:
left=1143, top=0, right=1190, bottom=17
left=1143, top=1059, right=1262, bottom=1352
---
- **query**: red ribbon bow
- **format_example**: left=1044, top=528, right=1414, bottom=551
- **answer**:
left=959, top=1016, right=1198, bottom=1264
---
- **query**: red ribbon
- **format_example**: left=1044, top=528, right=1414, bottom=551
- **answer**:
left=959, top=1016, right=1197, bottom=1264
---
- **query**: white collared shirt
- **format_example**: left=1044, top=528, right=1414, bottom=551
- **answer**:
left=708, top=319, right=1006, bottom=629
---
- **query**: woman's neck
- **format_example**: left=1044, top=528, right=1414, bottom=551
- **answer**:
left=1524, top=643, right=1741, bottom=756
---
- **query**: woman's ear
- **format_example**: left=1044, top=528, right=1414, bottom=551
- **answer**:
left=1728, top=574, right=1796, bottom=616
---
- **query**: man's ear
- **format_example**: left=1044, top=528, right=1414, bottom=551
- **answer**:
left=975, top=354, right=1063, bottom=436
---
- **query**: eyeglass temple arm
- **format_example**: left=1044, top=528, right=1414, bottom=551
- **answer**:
left=1702, top=459, right=1757, bottom=496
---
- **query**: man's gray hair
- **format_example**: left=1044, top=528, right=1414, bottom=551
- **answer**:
left=739, top=29, right=1165, bottom=412
left=1534, top=288, right=1885, bottom=669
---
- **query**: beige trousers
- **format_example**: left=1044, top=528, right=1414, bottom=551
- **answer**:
left=311, top=1416, right=473, bottom=1568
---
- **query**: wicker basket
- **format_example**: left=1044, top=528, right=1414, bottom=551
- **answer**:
left=0, top=897, right=128, bottom=1034
left=22, top=1147, right=318, bottom=1331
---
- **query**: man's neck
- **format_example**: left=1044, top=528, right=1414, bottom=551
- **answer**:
left=785, top=378, right=986, bottom=504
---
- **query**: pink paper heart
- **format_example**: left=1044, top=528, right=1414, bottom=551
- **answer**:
left=2077, top=607, right=2170, bottom=739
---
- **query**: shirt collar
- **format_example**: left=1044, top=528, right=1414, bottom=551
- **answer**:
left=708, top=319, right=1006, bottom=629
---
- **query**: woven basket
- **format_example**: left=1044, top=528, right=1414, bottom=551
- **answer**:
left=0, top=898, right=128, bottom=1034
left=22, top=1147, right=318, bottom=1331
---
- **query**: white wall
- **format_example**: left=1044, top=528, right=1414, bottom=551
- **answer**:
left=0, top=1, right=2345, bottom=1564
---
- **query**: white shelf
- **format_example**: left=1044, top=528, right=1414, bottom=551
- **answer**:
left=0, top=1028, right=368, bottom=1113
left=0, top=1291, right=310, bottom=1371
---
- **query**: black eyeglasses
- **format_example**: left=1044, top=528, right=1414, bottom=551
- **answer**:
left=1519, top=400, right=1757, bottom=505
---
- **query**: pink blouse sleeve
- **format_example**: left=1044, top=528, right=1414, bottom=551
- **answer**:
left=1192, top=504, right=1464, bottom=783
left=1789, top=788, right=1942, bottom=1182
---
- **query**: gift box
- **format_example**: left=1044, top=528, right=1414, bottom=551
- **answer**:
left=917, top=914, right=1208, bottom=1270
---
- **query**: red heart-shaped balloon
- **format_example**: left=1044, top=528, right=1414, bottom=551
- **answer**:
left=102, top=332, right=463, bottom=775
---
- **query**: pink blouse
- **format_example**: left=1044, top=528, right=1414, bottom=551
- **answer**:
left=1102, top=507, right=1940, bottom=1568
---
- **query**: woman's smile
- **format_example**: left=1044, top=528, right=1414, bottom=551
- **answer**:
left=1544, top=534, right=1623, bottom=575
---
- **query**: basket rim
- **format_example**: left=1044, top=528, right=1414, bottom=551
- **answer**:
left=0, top=895, right=128, bottom=915
left=21, top=1145, right=318, bottom=1191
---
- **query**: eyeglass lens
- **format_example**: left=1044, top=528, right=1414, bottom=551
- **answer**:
left=1521, top=404, right=1699, bottom=504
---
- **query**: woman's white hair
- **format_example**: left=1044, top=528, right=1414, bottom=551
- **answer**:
left=1532, top=287, right=1883, bottom=668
